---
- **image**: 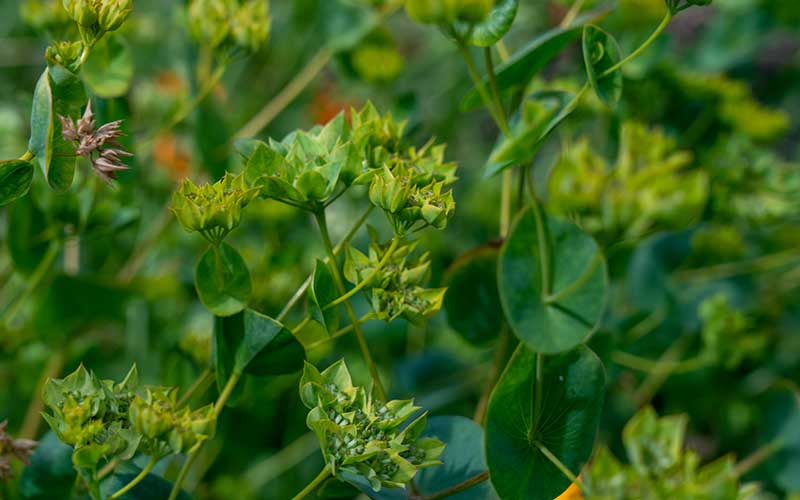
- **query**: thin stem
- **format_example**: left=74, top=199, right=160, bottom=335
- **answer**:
left=483, top=47, right=508, bottom=130
left=533, top=441, right=587, bottom=493
left=529, top=353, right=545, bottom=440
left=673, top=248, right=800, bottom=283
left=168, top=370, right=242, bottom=500
left=19, top=150, right=34, bottom=162
left=235, top=47, right=332, bottom=139
left=108, top=456, right=159, bottom=499
left=291, top=316, right=312, bottom=335
left=290, top=466, right=331, bottom=500
left=305, top=312, right=376, bottom=349
left=612, top=350, right=712, bottom=375
left=276, top=205, right=374, bottom=322
left=19, top=350, right=65, bottom=439
left=560, top=0, right=586, bottom=27
left=177, top=368, right=214, bottom=407
left=530, top=201, right=551, bottom=295
left=77, top=44, right=91, bottom=68
left=495, top=40, right=510, bottom=61
left=457, top=43, right=509, bottom=136
left=600, top=11, right=673, bottom=77
left=633, top=334, right=693, bottom=407
left=324, top=238, right=399, bottom=310
left=314, top=210, right=386, bottom=401
left=473, top=326, right=511, bottom=423
left=2, top=242, right=60, bottom=328
left=422, top=471, right=490, bottom=500
left=734, top=438, right=784, bottom=477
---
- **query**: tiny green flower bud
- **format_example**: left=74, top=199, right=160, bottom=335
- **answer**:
left=62, top=0, right=98, bottom=27
left=45, top=41, right=84, bottom=68
left=230, top=0, right=271, bottom=52
left=96, top=0, right=133, bottom=32
left=405, top=0, right=450, bottom=24
left=452, top=0, right=493, bottom=23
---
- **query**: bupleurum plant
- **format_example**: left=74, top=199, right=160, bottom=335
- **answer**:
left=2, top=1, right=799, bottom=500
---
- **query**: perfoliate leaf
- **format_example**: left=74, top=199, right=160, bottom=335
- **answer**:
left=309, top=259, right=341, bottom=334
left=582, top=24, right=623, bottom=107
left=195, top=243, right=251, bottom=317
left=0, top=159, right=34, bottom=206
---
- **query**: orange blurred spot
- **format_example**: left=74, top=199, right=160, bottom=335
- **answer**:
left=153, top=134, right=191, bottom=180
left=555, top=481, right=583, bottom=500
left=155, top=71, right=188, bottom=97
left=310, top=86, right=355, bottom=125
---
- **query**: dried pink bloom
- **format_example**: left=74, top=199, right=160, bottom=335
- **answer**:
left=0, top=419, right=38, bottom=480
left=59, top=100, right=132, bottom=184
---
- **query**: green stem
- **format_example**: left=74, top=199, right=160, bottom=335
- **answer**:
left=291, top=316, right=312, bottom=335
left=734, top=438, right=784, bottom=477
left=560, top=0, right=586, bottom=27
left=19, top=150, right=34, bottom=162
left=177, top=368, right=214, bottom=407
left=422, top=471, right=490, bottom=500
left=290, top=467, right=331, bottom=500
left=612, top=350, right=712, bottom=375
left=108, top=456, right=159, bottom=499
left=276, top=205, right=374, bottom=322
left=600, top=11, right=673, bottom=77
left=457, top=43, right=510, bottom=136
left=235, top=47, right=332, bottom=139
left=2, top=242, right=60, bottom=328
left=19, top=350, right=65, bottom=439
left=314, top=210, right=387, bottom=401
left=529, top=353, right=545, bottom=441
left=473, top=325, right=511, bottom=424
left=533, top=441, right=587, bottom=493
left=167, top=370, right=242, bottom=500
left=324, top=238, right=399, bottom=310
left=306, top=312, right=375, bottom=350
left=77, top=44, right=92, bottom=68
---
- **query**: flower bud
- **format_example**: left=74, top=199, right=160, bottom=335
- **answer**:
left=96, top=0, right=133, bottom=32
left=231, top=0, right=271, bottom=52
left=45, top=41, right=83, bottom=68
left=452, top=0, right=493, bottom=23
left=188, top=0, right=230, bottom=48
left=405, top=0, right=450, bottom=24
left=62, top=0, right=97, bottom=27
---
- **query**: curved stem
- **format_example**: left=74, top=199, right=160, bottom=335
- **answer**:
left=533, top=441, right=588, bottom=493
left=19, top=150, right=34, bottom=162
left=560, top=0, right=586, bottom=27
left=600, top=11, right=673, bottom=77
left=422, top=471, right=490, bottom=500
left=108, top=456, right=159, bottom=499
left=276, top=205, right=374, bottom=322
left=177, top=368, right=213, bottom=408
left=291, top=316, right=312, bottom=335
left=235, top=47, right=332, bottom=139
left=457, top=43, right=509, bottom=136
left=314, top=210, right=386, bottom=401
left=305, top=312, right=376, bottom=350
left=2, top=242, right=60, bottom=328
left=612, top=350, right=712, bottom=375
left=167, top=451, right=199, bottom=500
left=290, top=466, right=331, bottom=500
left=734, top=438, right=784, bottom=477
left=323, top=238, right=399, bottom=310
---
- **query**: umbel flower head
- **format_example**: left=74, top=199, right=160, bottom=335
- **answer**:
left=62, top=0, right=133, bottom=45
left=42, top=364, right=141, bottom=470
left=60, top=100, right=133, bottom=184
left=188, top=0, right=271, bottom=52
left=0, top=420, right=37, bottom=480
left=300, top=360, right=444, bottom=491
left=171, top=172, right=259, bottom=245
left=345, top=231, right=446, bottom=324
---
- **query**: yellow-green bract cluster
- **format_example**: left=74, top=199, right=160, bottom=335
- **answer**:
left=171, top=172, right=259, bottom=245
left=130, top=387, right=216, bottom=457
left=547, top=122, right=708, bottom=244
left=62, top=0, right=132, bottom=45
left=345, top=233, right=446, bottom=324
left=585, top=406, right=764, bottom=499
left=188, top=0, right=271, bottom=52
left=300, top=360, right=444, bottom=491
left=243, top=102, right=458, bottom=234
left=405, top=0, right=495, bottom=25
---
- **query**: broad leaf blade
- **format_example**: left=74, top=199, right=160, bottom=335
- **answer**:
left=28, top=69, right=54, bottom=183
left=82, top=35, right=134, bottom=98
left=0, top=159, right=34, bottom=206
left=195, top=243, right=252, bottom=317
left=48, top=65, right=86, bottom=191
left=308, top=258, right=340, bottom=334
left=455, top=0, right=519, bottom=47
left=236, top=308, right=305, bottom=376
left=499, top=207, right=608, bottom=354
left=486, top=344, right=606, bottom=500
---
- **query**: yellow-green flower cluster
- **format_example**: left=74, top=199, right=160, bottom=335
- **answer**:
left=345, top=235, right=446, bottom=324
left=62, top=0, right=132, bottom=45
left=130, top=387, right=216, bottom=457
left=188, top=0, right=271, bottom=52
left=300, top=360, right=444, bottom=491
left=405, top=0, right=495, bottom=24
left=171, top=172, right=258, bottom=245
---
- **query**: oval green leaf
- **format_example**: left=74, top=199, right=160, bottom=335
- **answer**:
left=443, top=245, right=503, bottom=345
left=454, top=0, right=519, bottom=47
left=461, top=5, right=613, bottom=111
left=308, top=258, right=340, bottom=334
left=0, top=159, right=34, bottom=206
left=486, top=344, right=606, bottom=500
left=195, top=243, right=252, bottom=317
left=237, top=308, right=305, bottom=376
left=499, top=207, right=608, bottom=354
left=28, top=69, right=54, bottom=183
left=582, top=24, right=623, bottom=107
left=82, top=35, right=134, bottom=98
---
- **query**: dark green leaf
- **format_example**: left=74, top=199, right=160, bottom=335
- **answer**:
left=443, top=245, right=503, bottom=345
left=195, top=243, right=251, bottom=317
left=48, top=65, right=86, bottom=191
left=461, top=5, right=612, bottom=111
left=484, top=90, right=579, bottom=178
left=81, top=35, right=134, bottom=98
left=237, top=308, right=305, bottom=376
left=415, top=416, right=499, bottom=500
left=100, top=462, right=190, bottom=500
left=761, top=388, right=800, bottom=491
left=582, top=25, right=623, bottom=107
left=28, top=70, right=54, bottom=184
left=486, top=344, right=605, bottom=500
left=455, top=0, right=518, bottom=47
left=499, top=207, right=608, bottom=354
left=19, top=432, right=76, bottom=500
left=308, top=259, right=340, bottom=334
left=0, top=159, right=34, bottom=206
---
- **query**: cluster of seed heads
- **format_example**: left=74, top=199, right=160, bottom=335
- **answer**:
left=0, top=420, right=37, bottom=480
left=60, top=100, right=133, bottom=184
